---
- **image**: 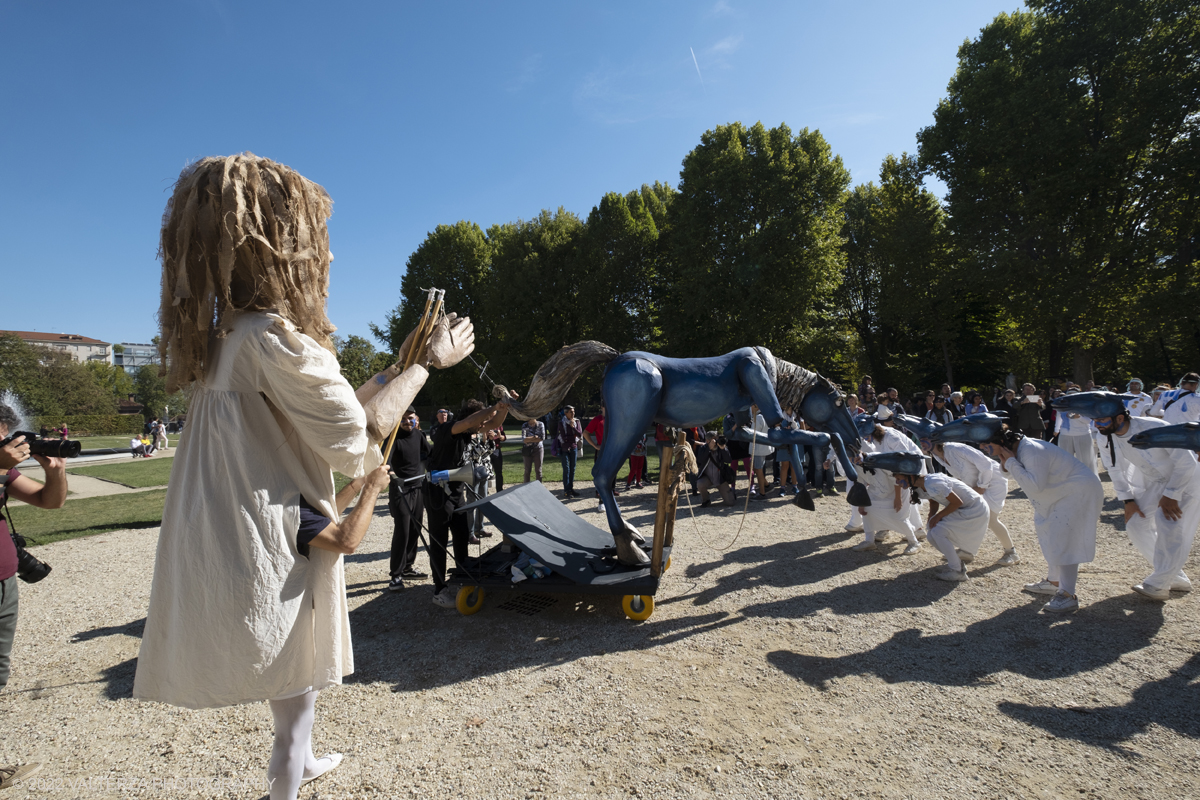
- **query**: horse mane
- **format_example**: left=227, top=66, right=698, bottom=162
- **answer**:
left=774, top=357, right=822, bottom=413
left=493, top=341, right=619, bottom=420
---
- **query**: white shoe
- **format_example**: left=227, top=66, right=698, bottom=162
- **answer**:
left=902, top=543, right=921, bottom=555
left=995, top=549, right=1021, bottom=566
left=844, top=524, right=864, bottom=533
left=1132, top=582, right=1170, bottom=601
left=302, top=753, right=344, bottom=784
left=1023, top=579, right=1059, bottom=596
left=936, top=566, right=969, bottom=582
left=915, top=530, right=927, bottom=542
left=851, top=541, right=877, bottom=552
left=432, top=587, right=456, bottom=608
left=1171, top=574, right=1193, bottom=592
left=955, top=548, right=975, bottom=564
left=1042, top=591, right=1079, bottom=614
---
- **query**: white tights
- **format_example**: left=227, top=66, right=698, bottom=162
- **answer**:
left=988, top=508, right=1014, bottom=551
left=268, top=689, right=325, bottom=800
left=1047, top=563, right=1079, bottom=596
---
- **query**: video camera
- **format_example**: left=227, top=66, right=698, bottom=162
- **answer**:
left=0, top=431, right=82, bottom=459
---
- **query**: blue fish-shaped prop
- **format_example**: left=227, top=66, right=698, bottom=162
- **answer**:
left=929, top=413, right=1008, bottom=445
left=853, top=412, right=877, bottom=438
left=894, top=413, right=940, bottom=441
left=1129, top=422, right=1200, bottom=451
left=1050, top=390, right=1139, bottom=420
left=861, top=451, right=926, bottom=475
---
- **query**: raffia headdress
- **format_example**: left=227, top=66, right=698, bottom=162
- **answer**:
left=157, top=153, right=336, bottom=391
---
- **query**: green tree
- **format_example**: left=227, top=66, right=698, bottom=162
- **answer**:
left=85, top=360, right=135, bottom=402
left=917, top=0, right=1200, bottom=384
left=663, top=121, right=851, bottom=360
left=0, top=334, right=116, bottom=417
left=333, top=335, right=392, bottom=391
left=371, top=220, right=493, bottom=408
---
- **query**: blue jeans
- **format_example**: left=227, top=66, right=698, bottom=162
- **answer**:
left=561, top=448, right=578, bottom=493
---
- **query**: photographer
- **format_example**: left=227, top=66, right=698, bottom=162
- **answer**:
left=694, top=432, right=735, bottom=506
left=1, top=402, right=67, bottom=789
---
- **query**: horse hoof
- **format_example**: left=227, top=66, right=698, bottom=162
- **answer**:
left=623, top=520, right=646, bottom=546
left=793, top=491, right=815, bottom=511
left=614, top=532, right=651, bottom=567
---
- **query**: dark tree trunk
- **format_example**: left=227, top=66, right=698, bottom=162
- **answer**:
left=1047, top=337, right=1065, bottom=382
left=1072, top=343, right=1094, bottom=387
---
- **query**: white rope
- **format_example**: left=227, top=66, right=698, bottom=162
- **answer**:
left=680, top=421, right=757, bottom=555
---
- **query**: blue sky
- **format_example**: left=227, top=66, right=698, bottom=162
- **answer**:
left=0, top=0, right=1017, bottom=348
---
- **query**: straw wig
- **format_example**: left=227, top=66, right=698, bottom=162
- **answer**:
left=157, top=153, right=336, bottom=392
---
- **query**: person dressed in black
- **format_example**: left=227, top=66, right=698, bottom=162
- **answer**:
left=428, top=398, right=510, bottom=608
left=386, top=406, right=429, bottom=592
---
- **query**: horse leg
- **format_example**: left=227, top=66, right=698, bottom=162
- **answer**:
left=595, top=359, right=662, bottom=566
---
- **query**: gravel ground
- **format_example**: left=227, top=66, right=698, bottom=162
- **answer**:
left=2, top=475, right=1198, bottom=799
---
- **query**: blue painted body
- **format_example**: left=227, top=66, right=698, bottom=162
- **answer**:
left=593, top=347, right=860, bottom=539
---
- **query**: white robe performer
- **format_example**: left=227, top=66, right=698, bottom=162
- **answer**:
left=852, top=430, right=922, bottom=552
left=917, top=473, right=989, bottom=575
left=996, top=437, right=1101, bottom=603
left=1104, top=416, right=1200, bottom=596
left=1054, top=410, right=1098, bottom=475
left=933, top=441, right=1018, bottom=563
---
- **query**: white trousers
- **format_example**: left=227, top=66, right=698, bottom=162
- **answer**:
left=1126, top=487, right=1198, bottom=589
left=1058, top=434, right=1098, bottom=476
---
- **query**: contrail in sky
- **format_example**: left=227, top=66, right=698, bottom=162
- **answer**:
left=690, top=47, right=706, bottom=93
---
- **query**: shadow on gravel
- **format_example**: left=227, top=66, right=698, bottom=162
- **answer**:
left=997, top=652, right=1200, bottom=748
left=101, top=657, right=138, bottom=700
left=346, top=586, right=740, bottom=692
left=73, top=617, right=145, bottom=643
left=767, top=594, right=1164, bottom=691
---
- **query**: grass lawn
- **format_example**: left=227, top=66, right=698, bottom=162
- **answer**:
left=69, top=457, right=174, bottom=488
left=9, top=489, right=168, bottom=545
left=69, top=435, right=181, bottom=451
left=493, top=443, right=665, bottom=487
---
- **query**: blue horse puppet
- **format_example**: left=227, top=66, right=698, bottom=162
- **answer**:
left=1130, top=422, right=1200, bottom=451
left=494, top=341, right=861, bottom=565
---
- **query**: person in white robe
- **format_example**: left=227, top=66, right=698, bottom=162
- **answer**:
left=877, top=407, right=929, bottom=538
left=896, top=470, right=988, bottom=583
left=851, top=430, right=922, bottom=555
left=980, top=432, right=1101, bottom=614
left=1090, top=411, right=1200, bottom=600
left=1148, top=372, right=1200, bottom=424
left=132, top=154, right=477, bottom=800
left=926, top=440, right=1019, bottom=566
left=1124, top=378, right=1155, bottom=417
left=1054, top=402, right=1099, bottom=476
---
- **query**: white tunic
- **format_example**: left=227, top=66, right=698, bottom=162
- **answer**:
left=933, top=442, right=1008, bottom=513
left=918, top=473, right=988, bottom=554
left=1124, top=392, right=1154, bottom=417
left=1001, top=438, right=1100, bottom=564
left=857, top=434, right=919, bottom=537
left=134, top=312, right=384, bottom=709
left=1149, top=389, right=1200, bottom=424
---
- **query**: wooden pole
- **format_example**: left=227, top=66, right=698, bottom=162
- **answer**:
left=381, top=288, right=440, bottom=464
left=650, top=442, right=674, bottom=577
left=663, top=431, right=688, bottom=549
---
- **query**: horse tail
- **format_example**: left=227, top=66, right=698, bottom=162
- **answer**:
left=493, top=341, right=619, bottom=420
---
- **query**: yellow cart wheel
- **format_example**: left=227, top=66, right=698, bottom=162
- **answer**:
left=456, top=586, right=485, bottom=615
left=622, top=594, right=654, bottom=621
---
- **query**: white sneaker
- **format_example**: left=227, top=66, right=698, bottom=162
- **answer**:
left=915, top=529, right=927, bottom=542
left=432, top=587, right=456, bottom=608
left=1023, top=579, right=1059, bottom=596
left=936, top=566, right=969, bottom=582
left=902, top=543, right=921, bottom=555
left=1042, top=591, right=1079, bottom=614
left=851, top=541, right=877, bottom=551
left=955, top=548, right=975, bottom=564
left=995, top=549, right=1021, bottom=566
left=1171, top=574, right=1193, bottom=592
left=1132, top=582, right=1170, bottom=601
left=844, top=524, right=864, bottom=533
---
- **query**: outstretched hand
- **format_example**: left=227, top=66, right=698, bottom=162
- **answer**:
left=427, top=312, right=475, bottom=369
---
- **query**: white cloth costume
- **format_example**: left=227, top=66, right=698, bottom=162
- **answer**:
left=1149, top=389, right=1200, bottom=424
left=1104, top=416, right=1200, bottom=590
left=933, top=442, right=1013, bottom=552
left=919, top=474, right=989, bottom=569
left=134, top=312, right=386, bottom=709
left=1000, top=437, right=1100, bottom=571
left=885, top=425, right=929, bottom=534
left=855, top=431, right=921, bottom=546
left=1054, top=411, right=1098, bottom=476
left=1124, top=392, right=1154, bottom=418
